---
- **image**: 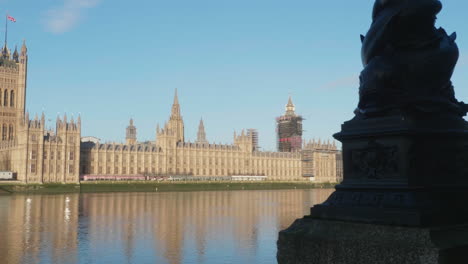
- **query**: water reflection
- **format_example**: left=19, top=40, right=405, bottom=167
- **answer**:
left=0, top=194, right=80, bottom=264
left=0, top=189, right=333, bottom=264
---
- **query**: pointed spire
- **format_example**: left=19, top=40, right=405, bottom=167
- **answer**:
left=285, top=95, right=296, bottom=116
left=287, top=95, right=294, bottom=107
left=196, top=118, right=208, bottom=144
left=77, top=114, right=81, bottom=126
left=21, top=39, right=27, bottom=56
left=170, top=88, right=181, bottom=119
left=1, top=44, right=9, bottom=59
left=12, top=45, right=18, bottom=62
left=173, top=88, right=179, bottom=105
left=199, top=118, right=205, bottom=129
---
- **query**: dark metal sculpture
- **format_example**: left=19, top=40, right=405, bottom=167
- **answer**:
left=278, top=2, right=468, bottom=262
left=306, top=0, right=468, bottom=227
left=357, top=0, right=467, bottom=117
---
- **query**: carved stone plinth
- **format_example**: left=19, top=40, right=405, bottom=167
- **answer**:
left=309, top=114, right=468, bottom=227
left=278, top=218, right=468, bottom=264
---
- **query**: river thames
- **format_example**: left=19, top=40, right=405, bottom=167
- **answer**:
left=0, top=189, right=333, bottom=264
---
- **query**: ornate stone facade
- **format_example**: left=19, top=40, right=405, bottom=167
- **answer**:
left=302, top=140, right=340, bottom=182
left=0, top=42, right=81, bottom=183
left=0, top=42, right=342, bottom=183
left=80, top=90, right=303, bottom=180
left=80, top=91, right=342, bottom=182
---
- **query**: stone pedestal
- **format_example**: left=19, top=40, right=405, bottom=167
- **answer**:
left=310, top=114, right=468, bottom=227
left=278, top=218, right=468, bottom=264
left=277, top=114, right=468, bottom=264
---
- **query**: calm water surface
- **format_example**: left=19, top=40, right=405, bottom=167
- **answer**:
left=0, top=189, right=333, bottom=264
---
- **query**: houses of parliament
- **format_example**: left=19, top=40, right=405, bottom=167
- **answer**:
left=0, top=42, right=342, bottom=184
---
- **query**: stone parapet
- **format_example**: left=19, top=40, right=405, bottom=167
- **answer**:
left=278, top=218, right=468, bottom=264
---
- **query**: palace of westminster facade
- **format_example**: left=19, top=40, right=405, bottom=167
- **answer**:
left=0, top=42, right=342, bottom=184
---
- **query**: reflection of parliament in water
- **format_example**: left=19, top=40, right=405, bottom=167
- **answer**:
left=0, top=42, right=342, bottom=183
left=0, top=190, right=333, bottom=264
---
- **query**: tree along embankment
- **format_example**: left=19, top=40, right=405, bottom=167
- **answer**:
left=0, top=181, right=337, bottom=194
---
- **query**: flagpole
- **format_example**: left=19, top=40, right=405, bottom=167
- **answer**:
left=4, top=13, right=7, bottom=46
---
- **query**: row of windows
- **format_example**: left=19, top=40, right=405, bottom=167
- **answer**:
left=0, top=78, right=16, bottom=84
left=89, top=154, right=297, bottom=165
left=1, top=124, right=13, bottom=140
left=88, top=154, right=298, bottom=167
left=29, top=150, right=75, bottom=160
left=0, top=89, right=14, bottom=107
left=29, top=164, right=74, bottom=174
left=88, top=159, right=296, bottom=167
left=89, top=152, right=259, bottom=160
left=82, top=165, right=300, bottom=177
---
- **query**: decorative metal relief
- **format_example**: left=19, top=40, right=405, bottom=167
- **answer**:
left=351, top=140, right=398, bottom=179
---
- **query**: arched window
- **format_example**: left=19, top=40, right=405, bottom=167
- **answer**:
left=3, top=90, right=8, bottom=107
left=8, top=125, right=13, bottom=140
left=2, top=124, right=6, bottom=140
left=10, top=91, right=14, bottom=107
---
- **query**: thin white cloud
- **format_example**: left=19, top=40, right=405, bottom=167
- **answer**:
left=44, top=0, right=101, bottom=34
left=318, top=75, right=358, bottom=91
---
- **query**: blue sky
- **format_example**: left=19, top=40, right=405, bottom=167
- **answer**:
left=2, top=0, right=468, bottom=151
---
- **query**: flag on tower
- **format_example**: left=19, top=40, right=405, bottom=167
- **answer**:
left=7, top=15, right=16, bottom=22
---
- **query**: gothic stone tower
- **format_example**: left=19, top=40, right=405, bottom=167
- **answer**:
left=11, top=113, right=81, bottom=183
left=0, top=41, right=27, bottom=141
left=276, top=96, right=303, bottom=152
left=156, top=89, right=185, bottom=148
left=156, top=89, right=185, bottom=174
left=126, top=118, right=137, bottom=145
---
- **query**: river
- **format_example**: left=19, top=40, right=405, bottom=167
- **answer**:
left=0, top=189, right=333, bottom=264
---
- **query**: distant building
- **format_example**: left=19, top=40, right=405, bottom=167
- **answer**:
left=247, top=129, right=259, bottom=152
left=80, top=90, right=303, bottom=180
left=276, top=97, right=303, bottom=152
left=301, top=139, right=341, bottom=182
left=0, top=42, right=342, bottom=183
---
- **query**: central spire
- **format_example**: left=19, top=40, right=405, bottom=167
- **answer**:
left=173, top=88, right=179, bottom=105
left=165, top=88, right=185, bottom=143
left=170, top=88, right=181, bottom=119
